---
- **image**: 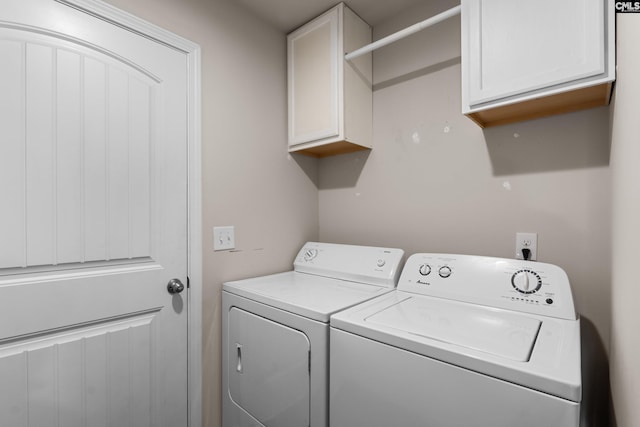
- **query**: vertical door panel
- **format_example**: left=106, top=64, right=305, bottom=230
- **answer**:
left=0, top=40, right=25, bottom=269
left=0, top=352, right=27, bottom=425
left=57, top=340, right=84, bottom=427
left=107, top=66, right=132, bottom=261
left=25, top=43, right=55, bottom=267
left=83, top=57, right=108, bottom=262
left=84, top=334, right=109, bottom=427
left=27, top=347, right=57, bottom=427
left=56, top=49, right=84, bottom=264
left=129, top=78, right=151, bottom=259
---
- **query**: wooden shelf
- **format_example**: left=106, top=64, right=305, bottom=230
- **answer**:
left=466, top=83, right=613, bottom=128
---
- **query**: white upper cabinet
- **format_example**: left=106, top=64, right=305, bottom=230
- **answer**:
left=461, top=0, right=615, bottom=128
left=288, top=3, right=372, bottom=157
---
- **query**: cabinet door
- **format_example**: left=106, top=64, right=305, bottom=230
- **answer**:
left=465, top=0, right=605, bottom=107
left=288, top=8, right=340, bottom=146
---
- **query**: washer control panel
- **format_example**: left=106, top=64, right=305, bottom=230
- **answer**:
left=294, top=242, right=404, bottom=288
left=399, top=253, right=576, bottom=320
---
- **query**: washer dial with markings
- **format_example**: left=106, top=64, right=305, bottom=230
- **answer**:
left=418, top=264, right=432, bottom=276
left=511, top=269, right=542, bottom=294
left=303, top=248, right=318, bottom=261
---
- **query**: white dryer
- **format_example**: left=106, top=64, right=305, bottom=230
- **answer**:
left=222, top=242, right=404, bottom=427
left=330, top=253, right=582, bottom=427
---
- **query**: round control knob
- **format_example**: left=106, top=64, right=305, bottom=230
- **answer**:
left=511, top=269, right=542, bottom=294
left=377, top=259, right=386, bottom=268
left=418, top=264, right=431, bottom=276
left=303, top=248, right=318, bottom=262
left=438, top=266, right=452, bottom=278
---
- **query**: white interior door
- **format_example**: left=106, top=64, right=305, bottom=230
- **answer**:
left=0, top=1, right=190, bottom=426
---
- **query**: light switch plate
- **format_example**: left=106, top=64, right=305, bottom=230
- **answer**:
left=214, top=226, right=235, bottom=251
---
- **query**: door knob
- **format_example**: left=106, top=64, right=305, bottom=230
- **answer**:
left=167, top=278, right=185, bottom=294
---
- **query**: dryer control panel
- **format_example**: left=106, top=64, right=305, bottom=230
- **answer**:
left=294, top=242, right=404, bottom=288
left=398, top=253, right=577, bottom=320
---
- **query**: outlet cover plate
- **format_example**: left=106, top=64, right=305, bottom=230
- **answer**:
left=515, top=232, right=537, bottom=261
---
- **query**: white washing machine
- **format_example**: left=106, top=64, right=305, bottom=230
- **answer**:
left=330, top=253, right=582, bottom=427
left=222, top=242, right=404, bottom=427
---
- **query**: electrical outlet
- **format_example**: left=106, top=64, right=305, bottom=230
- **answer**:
left=214, top=226, right=235, bottom=251
left=515, top=232, right=537, bottom=261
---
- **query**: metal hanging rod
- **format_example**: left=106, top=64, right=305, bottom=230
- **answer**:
left=345, top=5, right=461, bottom=61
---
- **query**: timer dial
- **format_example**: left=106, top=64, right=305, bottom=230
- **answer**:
left=303, top=248, right=318, bottom=261
left=511, top=269, right=542, bottom=294
left=418, top=264, right=431, bottom=276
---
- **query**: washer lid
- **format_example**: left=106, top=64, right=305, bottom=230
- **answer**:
left=365, top=296, right=541, bottom=362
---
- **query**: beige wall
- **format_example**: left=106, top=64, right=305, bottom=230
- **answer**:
left=319, top=0, right=612, bottom=418
left=610, top=15, right=640, bottom=427
left=101, top=1, right=319, bottom=426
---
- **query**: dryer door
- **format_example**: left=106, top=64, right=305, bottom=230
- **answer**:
left=228, top=307, right=310, bottom=427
